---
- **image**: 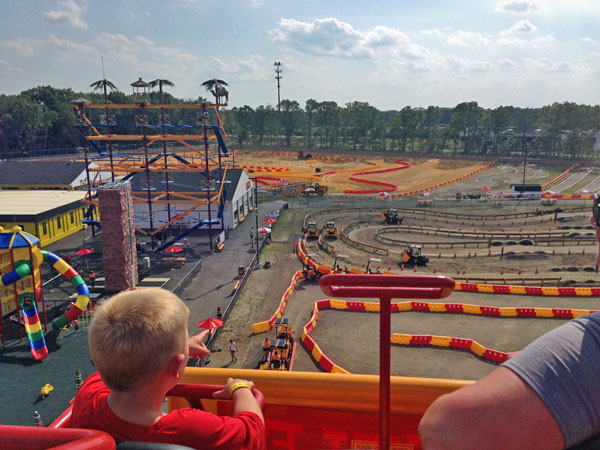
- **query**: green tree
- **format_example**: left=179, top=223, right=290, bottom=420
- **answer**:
left=317, top=101, right=339, bottom=148
left=422, top=106, right=441, bottom=153
left=305, top=99, right=319, bottom=148
left=450, top=101, right=483, bottom=154
left=489, top=106, right=511, bottom=156
left=231, top=105, right=254, bottom=144
left=280, top=99, right=302, bottom=146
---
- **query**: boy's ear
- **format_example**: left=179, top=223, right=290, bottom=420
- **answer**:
left=166, top=353, right=187, bottom=379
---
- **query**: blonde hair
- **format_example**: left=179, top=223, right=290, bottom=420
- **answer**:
left=89, top=287, right=189, bottom=392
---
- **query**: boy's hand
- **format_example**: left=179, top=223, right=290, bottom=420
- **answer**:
left=188, top=330, right=210, bottom=359
left=213, top=377, right=255, bottom=400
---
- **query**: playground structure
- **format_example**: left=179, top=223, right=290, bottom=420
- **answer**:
left=0, top=226, right=90, bottom=360
left=72, top=90, right=232, bottom=253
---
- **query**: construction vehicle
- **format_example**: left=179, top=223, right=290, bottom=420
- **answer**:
left=301, top=183, right=328, bottom=197
left=381, top=208, right=403, bottom=225
left=366, top=257, right=382, bottom=274
left=302, top=262, right=322, bottom=281
left=322, top=221, right=338, bottom=239
left=298, top=150, right=313, bottom=160
left=306, top=221, right=320, bottom=239
left=260, top=318, right=296, bottom=371
left=400, top=244, right=429, bottom=267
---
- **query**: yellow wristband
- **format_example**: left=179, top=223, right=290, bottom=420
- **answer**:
left=229, top=381, right=251, bottom=397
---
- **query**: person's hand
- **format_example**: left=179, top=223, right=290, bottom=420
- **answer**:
left=188, top=330, right=210, bottom=359
left=213, top=377, right=255, bottom=400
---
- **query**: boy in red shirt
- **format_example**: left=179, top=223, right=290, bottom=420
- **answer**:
left=70, top=287, right=265, bottom=449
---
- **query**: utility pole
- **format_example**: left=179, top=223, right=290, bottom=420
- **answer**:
left=521, top=108, right=529, bottom=193
left=274, top=61, right=282, bottom=113
left=253, top=177, right=259, bottom=266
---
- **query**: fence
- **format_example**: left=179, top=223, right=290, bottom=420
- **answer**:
left=204, top=236, right=267, bottom=351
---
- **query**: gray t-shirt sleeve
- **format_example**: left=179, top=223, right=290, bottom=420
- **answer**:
left=502, top=312, right=600, bottom=448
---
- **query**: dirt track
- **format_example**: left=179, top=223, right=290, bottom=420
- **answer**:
left=207, top=152, right=600, bottom=381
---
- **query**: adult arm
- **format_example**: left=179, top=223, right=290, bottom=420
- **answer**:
left=418, top=366, right=564, bottom=449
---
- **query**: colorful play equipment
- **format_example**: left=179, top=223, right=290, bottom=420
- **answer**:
left=0, top=226, right=90, bottom=360
left=72, top=95, right=231, bottom=253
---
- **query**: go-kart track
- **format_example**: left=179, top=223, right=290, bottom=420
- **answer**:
left=211, top=155, right=600, bottom=383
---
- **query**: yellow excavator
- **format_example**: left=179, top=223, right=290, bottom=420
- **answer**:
left=306, top=221, right=320, bottom=239
left=323, top=221, right=338, bottom=239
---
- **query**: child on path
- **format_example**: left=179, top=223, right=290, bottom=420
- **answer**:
left=250, top=227, right=255, bottom=245
left=70, top=288, right=264, bottom=449
left=230, top=339, right=238, bottom=362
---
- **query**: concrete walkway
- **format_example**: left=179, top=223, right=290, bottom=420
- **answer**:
left=178, top=201, right=282, bottom=345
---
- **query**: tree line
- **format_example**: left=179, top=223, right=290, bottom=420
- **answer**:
left=1, top=84, right=599, bottom=160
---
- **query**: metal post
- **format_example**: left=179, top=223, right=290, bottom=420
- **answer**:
left=274, top=62, right=282, bottom=114
left=380, top=296, right=391, bottom=450
left=142, top=103, right=155, bottom=249
left=203, top=103, right=214, bottom=252
left=160, top=89, right=172, bottom=236
left=254, top=178, right=259, bottom=266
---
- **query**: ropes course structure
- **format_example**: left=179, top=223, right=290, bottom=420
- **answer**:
left=71, top=90, right=232, bottom=252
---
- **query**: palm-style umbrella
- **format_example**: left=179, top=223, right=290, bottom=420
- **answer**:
left=263, top=217, right=277, bottom=224
left=259, top=227, right=271, bottom=234
left=164, top=245, right=183, bottom=253
left=197, top=317, right=223, bottom=330
left=75, top=248, right=94, bottom=256
left=481, top=186, right=491, bottom=190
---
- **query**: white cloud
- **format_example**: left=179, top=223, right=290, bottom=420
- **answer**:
left=272, top=18, right=413, bottom=58
left=419, top=29, right=444, bottom=38
left=497, top=58, right=518, bottom=68
left=0, top=37, right=44, bottom=57
left=209, top=55, right=271, bottom=80
left=581, top=37, right=597, bottom=44
left=500, top=19, right=538, bottom=36
left=523, top=57, right=573, bottom=72
left=42, top=0, right=88, bottom=30
left=498, top=34, right=554, bottom=47
left=495, top=0, right=539, bottom=13
left=447, top=30, right=491, bottom=47
left=48, top=34, right=100, bottom=61
left=0, top=59, right=24, bottom=73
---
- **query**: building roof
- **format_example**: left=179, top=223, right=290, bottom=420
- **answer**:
left=129, top=168, right=244, bottom=202
left=0, top=160, right=87, bottom=187
left=0, top=190, right=86, bottom=220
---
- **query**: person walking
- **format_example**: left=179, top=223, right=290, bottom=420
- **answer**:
left=250, top=226, right=255, bottom=245
left=88, top=270, right=96, bottom=288
left=230, top=339, right=238, bottom=362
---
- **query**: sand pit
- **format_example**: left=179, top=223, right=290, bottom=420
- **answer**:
left=233, top=150, right=485, bottom=193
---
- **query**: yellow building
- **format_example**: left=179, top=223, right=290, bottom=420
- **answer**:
left=0, top=191, right=90, bottom=247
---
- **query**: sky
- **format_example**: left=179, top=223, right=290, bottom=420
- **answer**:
left=0, top=0, right=599, bottom=110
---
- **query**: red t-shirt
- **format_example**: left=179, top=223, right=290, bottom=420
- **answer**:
left=70, top=372, right=265, bottom=450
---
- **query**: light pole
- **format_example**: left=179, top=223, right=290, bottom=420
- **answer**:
left=274, top=62, right=282, bottom=114
left=253, top=177, right=259, bottom=266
